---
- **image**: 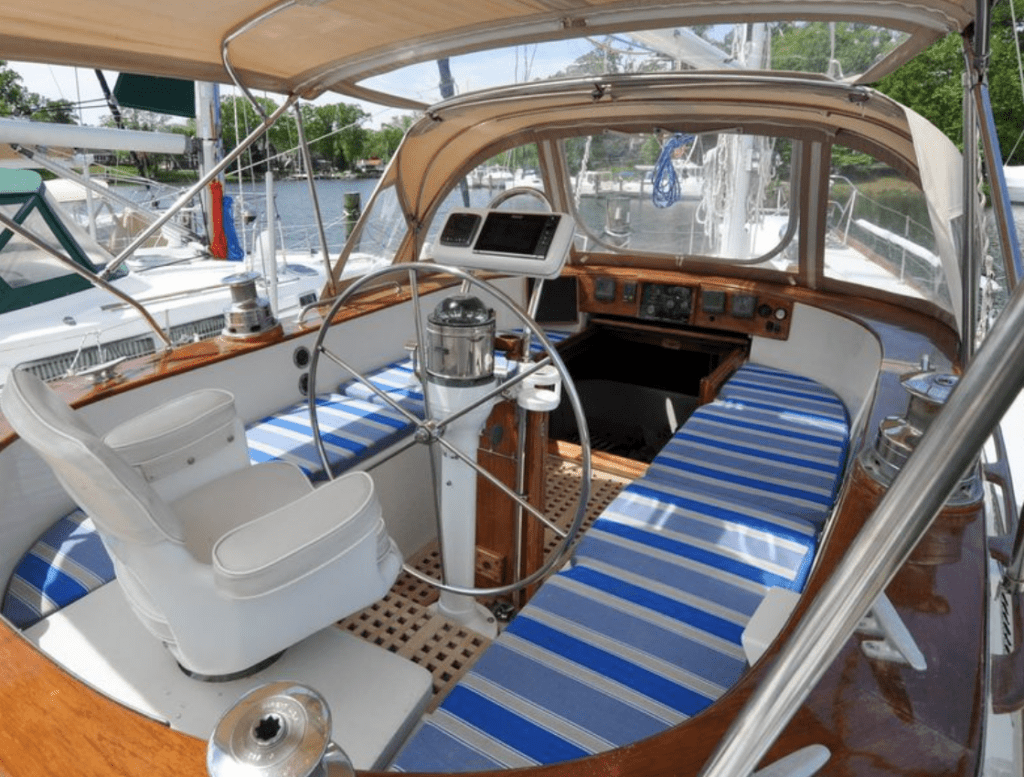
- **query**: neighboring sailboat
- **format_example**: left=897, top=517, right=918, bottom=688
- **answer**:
left=1006, top=165, right=1024, bottom=203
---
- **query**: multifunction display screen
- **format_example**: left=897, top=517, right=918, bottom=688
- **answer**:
left=473, top=213, right=561, bottom=258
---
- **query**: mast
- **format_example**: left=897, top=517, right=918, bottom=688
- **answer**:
left=720, top=23, right=768, bottom=257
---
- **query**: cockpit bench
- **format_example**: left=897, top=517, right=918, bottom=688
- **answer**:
left=245, top=393, right=417, bottom=481
left=388, top=362, right=849, bottom=771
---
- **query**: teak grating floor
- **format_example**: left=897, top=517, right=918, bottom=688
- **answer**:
left=337, top=454, right=629, bottom=707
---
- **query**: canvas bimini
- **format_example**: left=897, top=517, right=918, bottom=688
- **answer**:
left=0, top=1, right=1023, bottom=776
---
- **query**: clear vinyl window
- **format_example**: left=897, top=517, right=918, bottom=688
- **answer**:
left=566, top=132, right=797, bottom=268
left=824, top=146, right=952, bottom=312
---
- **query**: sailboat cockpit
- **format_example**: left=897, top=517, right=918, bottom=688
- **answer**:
left=0, top=1, right=1023, bottom=776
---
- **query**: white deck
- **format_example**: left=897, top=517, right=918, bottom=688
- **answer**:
left=25, top=581, right=433, bottom=770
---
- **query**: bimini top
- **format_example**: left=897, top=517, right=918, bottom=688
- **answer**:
left=0, top=0, right=975, bottom=108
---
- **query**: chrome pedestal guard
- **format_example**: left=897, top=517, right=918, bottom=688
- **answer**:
left=306, top=263, right=592, bottom=600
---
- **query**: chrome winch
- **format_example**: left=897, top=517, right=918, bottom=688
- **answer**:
left=861, top=360, right=981, bottom=504
left=207, top=682, right=354, bottom=777
left=221, top=271, right=279, bottom=340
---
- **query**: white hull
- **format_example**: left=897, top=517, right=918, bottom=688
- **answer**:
left=1006, top=165, right=1024, bottom=203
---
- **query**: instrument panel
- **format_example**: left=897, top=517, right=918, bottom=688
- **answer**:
left=577, top=273, right=793, bottom=340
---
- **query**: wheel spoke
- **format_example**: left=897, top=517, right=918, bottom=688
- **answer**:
left=431, top=356, right=552, bottom=434
left=433, top=434, right=567, bottom=539
left=408, top=267, right=437, bottom=423
left=318, top=344, right=423, bottom=427
left=308, top=261, right=590, bottom=600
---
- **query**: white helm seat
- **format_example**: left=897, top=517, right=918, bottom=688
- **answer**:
left=0, top=369, right=402, bottom=679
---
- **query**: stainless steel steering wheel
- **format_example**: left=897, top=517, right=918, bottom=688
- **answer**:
left=306, top=262, right=591, bottom=599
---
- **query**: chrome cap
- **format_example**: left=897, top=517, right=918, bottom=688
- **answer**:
left=208, top=682, right=351, bottom=777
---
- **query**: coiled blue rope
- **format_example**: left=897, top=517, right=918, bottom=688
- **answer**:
left=651, top=133, right=693, bottom=209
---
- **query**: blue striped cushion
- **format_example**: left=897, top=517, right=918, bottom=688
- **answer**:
left=391, top=475, right=819, bottom=771
left=246, top=394, right=416, bottom=480
left=390, top=363, right=837, bottom=772
left=526, top=328, right=570, bottom=355
left=1, top=509, right=115, bottom=629
left=575, top=481, right=818, bottom=595
left=647, top=365, right=849, bottom=526
left=341, top=359, right=426, bottom=417
left=646, top=408, right=847, bottom=527
left=716, top=363, right=848, bottom=425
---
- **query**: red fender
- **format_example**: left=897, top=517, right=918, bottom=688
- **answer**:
left=209, top=180, right=228, bottom=259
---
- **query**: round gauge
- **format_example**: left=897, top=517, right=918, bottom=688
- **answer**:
left=774, top=307, right=788, bottom=320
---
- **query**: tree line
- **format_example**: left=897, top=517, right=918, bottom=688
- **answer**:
left=0, top=62, right=413, bottom=180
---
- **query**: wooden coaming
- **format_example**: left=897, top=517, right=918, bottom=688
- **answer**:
left=0, top=265, right=988, bottom=777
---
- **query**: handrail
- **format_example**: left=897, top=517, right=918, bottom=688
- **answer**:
left=699, top=252, right=1024, bottom=776
left=15, top=148, right=202, bottom=244
left=0, top=212, right=172, bottom=350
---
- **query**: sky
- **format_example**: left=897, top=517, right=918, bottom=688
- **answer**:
left=7, top=60, right=404, bottom=129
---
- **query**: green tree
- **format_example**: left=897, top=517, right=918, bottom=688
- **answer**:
left=874, top=0, right=1024, bottom=164
left=300, top=102, right=369, bottom=171
left=365, top=115, right=415, bottom=162
left=100, top=108, right=193, bottom=179
left=771, top=22, right=901, bottom=77
left=218, top=94, right=297, bottom=176
left=554, top=37, right=672, bottom=79
left=874, top=32, right=964, bottom=148
left=0, top=61, right=75, bottom=123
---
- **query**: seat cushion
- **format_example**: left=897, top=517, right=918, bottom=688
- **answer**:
left=246, top=394, right=416, bottom=480
left=340, top=359, right=425, bottom=417
left=1, top=508, right=115, bottom=629
left=574, top=480, right=819, bottom=597
left=104, top=388, right=237, bottom=468
left=391, top=478, right=819, bottom=772
left=715, top=363, right=849, bottom=426
left=213, top=470, right=382, bottom=599
left=645, top=402, right=848, bottom=527
left=646, top=364, right=850, bottom=527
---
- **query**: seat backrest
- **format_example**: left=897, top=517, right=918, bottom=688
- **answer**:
left=1, top=370, right=182, bottom=545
